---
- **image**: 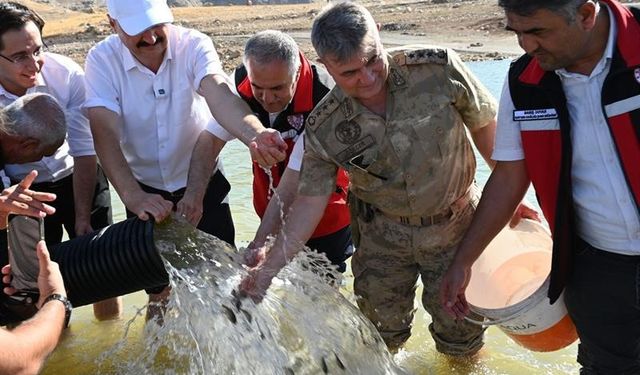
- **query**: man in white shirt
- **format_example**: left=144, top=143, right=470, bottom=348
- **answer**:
left=440, top=0, right=640, bottom=373
left=85, top=0, right=281, bottom=319
left=0, top=2, right=118, bottom=320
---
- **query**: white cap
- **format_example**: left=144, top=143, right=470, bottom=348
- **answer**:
left=107, top=0, right=174, bottom=36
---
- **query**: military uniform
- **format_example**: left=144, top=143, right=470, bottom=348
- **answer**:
left=299, top=46, right=497, bottom=355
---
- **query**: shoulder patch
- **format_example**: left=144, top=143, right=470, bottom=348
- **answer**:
left=393, top=48, right=448, bottom=66
left=306, top=91, right=341, bottom=130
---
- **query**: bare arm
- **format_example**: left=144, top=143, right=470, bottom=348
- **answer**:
left=88, top=107, right=172, bottom=222
left=469, top=118, right=497, bottom=170
left=199, top=74, right=287, bottom=167
left=177, top=131, right=227, bottom=225
left=251, top=167, right=300, bottom=248
left=241, top=193, right=331, bottom=301
left=72, top=156, right=98, bottom=235
left=0, top=241, right=66, bottom=375
left=440, top=160, right=531, bottom=319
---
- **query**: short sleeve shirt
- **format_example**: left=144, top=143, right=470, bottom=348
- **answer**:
left=84, top=25, right=227, bottom=192
left=300, top=46, right=496, bottom=216
left=2, top=53, right=92, bottom=183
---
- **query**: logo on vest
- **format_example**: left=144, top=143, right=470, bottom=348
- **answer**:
left=635, top=68, right=640, bottom=84
left=335, top=121, right=362, bottom=144
left=287, top=114, right=304, bottom=131
left=513, top=108, right=558, bottom=121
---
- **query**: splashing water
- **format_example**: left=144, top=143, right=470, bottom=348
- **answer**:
left=98, top=219, right=406, bottom=375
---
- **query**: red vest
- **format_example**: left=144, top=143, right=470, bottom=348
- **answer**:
left=235, top=54, right=351, bottom=238
left=509, top=0, right=640, bottom=302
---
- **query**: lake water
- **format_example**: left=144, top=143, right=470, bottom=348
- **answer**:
left=42, top=59, right=579, bottom=374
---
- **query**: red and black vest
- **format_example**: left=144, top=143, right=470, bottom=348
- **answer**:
left=235, top=54, right=351, bottom=238
left=508, top=0, right=640, bottom=303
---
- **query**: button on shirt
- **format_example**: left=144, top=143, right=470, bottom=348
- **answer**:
left=2, top=53, right=94, bottom=183
left=493, top=5, right=640, bottom=255
left=84, top=25, right=227, bottom=192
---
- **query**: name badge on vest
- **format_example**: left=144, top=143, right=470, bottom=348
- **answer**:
left=513, top=108, right=558, bottom=121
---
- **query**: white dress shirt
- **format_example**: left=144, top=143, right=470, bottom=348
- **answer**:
left=494, top=5, right=640, bottom=255
left=84, top=25, right=227, bottom=192
left=2, top=52, right=94, bottom=183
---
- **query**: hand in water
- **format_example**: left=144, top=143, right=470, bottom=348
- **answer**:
left=176, top=190, right=204, bottom=226
left=439, top=260, right=472, bottom=321
left=243, top=243, right=267, bottom=267
left=509, top=200, right=541, bottom=228
left=239, top=264, right=279, bottom=303
left=249, top=129, right=287, bottom=168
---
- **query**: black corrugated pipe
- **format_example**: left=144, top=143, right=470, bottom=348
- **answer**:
left=49, top=217, right=170, bottom=308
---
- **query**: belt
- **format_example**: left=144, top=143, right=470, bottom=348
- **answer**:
left=378, top=209, right=452, bottom=227
left=376, top=186, right=474, bottom=227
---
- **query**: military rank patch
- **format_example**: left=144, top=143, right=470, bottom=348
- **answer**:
left=307, top=95, right=340, bottom=129
left=393, top=48, right=448, bottom=66
left=335, top=121, right=362, bottom=144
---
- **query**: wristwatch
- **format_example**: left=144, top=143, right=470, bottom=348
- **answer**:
left=43, top=293, right=72, bottom=328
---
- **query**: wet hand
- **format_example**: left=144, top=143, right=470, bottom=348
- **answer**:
left=35, top=241, right=66, bottom=309
left=509, top=200, right=541, bottom=228
left=176, top=191, right=203, bottom=226
left=249, top=129, right=287, bottom=168
left=243, top=243, right=267, bottom=267
left=239, top=264, right=279, bottom=303
left=0, top=170, right=56, bottom=218
left=125, top=191, right=173, bottom=223
left=439, top=262, right=472, bottom=321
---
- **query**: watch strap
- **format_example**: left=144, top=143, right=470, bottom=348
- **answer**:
left=43, top=293, right=72, bottom=327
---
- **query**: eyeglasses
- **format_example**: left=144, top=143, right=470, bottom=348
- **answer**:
left=348, top=153, right=387, bottom=181
left=0, top=44, right=47, bottom=66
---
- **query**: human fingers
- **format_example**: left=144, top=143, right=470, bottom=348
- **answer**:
left=17, top=170, right=38, bottom=191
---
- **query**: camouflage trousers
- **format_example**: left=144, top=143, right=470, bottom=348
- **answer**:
left=351, top=201, right=485, bottom=356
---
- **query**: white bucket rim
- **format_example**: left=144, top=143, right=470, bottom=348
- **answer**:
left=467, top=275, right=550, bottom=325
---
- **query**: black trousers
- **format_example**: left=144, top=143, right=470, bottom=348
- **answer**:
left=564, top=238, right=640, bottom=375
left=0, top=167, right=112, bottom=267
left=306, top=225, right=353, bottom=273
left=125, top=170, right=235, bottom=248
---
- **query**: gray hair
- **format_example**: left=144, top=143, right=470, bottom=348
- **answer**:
left=311, top=1, right=379, bottom=63
left=498, top=0, right=595, bottom=22
left=1, top=93, right=66, bottom=150
left=243, top=30, right=301, bottom=77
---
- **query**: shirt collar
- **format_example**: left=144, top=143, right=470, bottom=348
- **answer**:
left=556, top=3, right=617, bottom=79
left=120, top=29, right=173, bottom=73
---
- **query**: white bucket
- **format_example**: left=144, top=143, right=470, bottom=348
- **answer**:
left=465, top=219, right=578, bottom=352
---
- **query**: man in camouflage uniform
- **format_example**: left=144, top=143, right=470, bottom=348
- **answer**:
left=241, top=1, right=538, bottom=356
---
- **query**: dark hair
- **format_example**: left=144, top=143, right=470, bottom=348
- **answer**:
left=0, top=2, right=45, bottom=50
left=498, top=0, right=595, bottom=22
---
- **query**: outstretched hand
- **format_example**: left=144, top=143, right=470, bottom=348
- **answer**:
left=0, top=170, right=56, bottom=218
left=249, top=129, right=287, bottom=168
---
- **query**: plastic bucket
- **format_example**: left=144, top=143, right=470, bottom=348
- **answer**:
left=465, top=219, right=578, bottom=352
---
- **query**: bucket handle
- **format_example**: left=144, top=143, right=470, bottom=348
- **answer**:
left=464, top=293, right=541, bottom=327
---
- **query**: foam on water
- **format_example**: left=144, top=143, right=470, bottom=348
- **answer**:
left=98, top=220, right=406, bottom=375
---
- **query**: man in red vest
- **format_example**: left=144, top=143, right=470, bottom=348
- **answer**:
left=183, top=30, right=353, bottom=272
left=441, top=0, right=640, bottom=373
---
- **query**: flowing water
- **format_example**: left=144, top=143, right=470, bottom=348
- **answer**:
left=41, top=60, right=581, bottom=374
